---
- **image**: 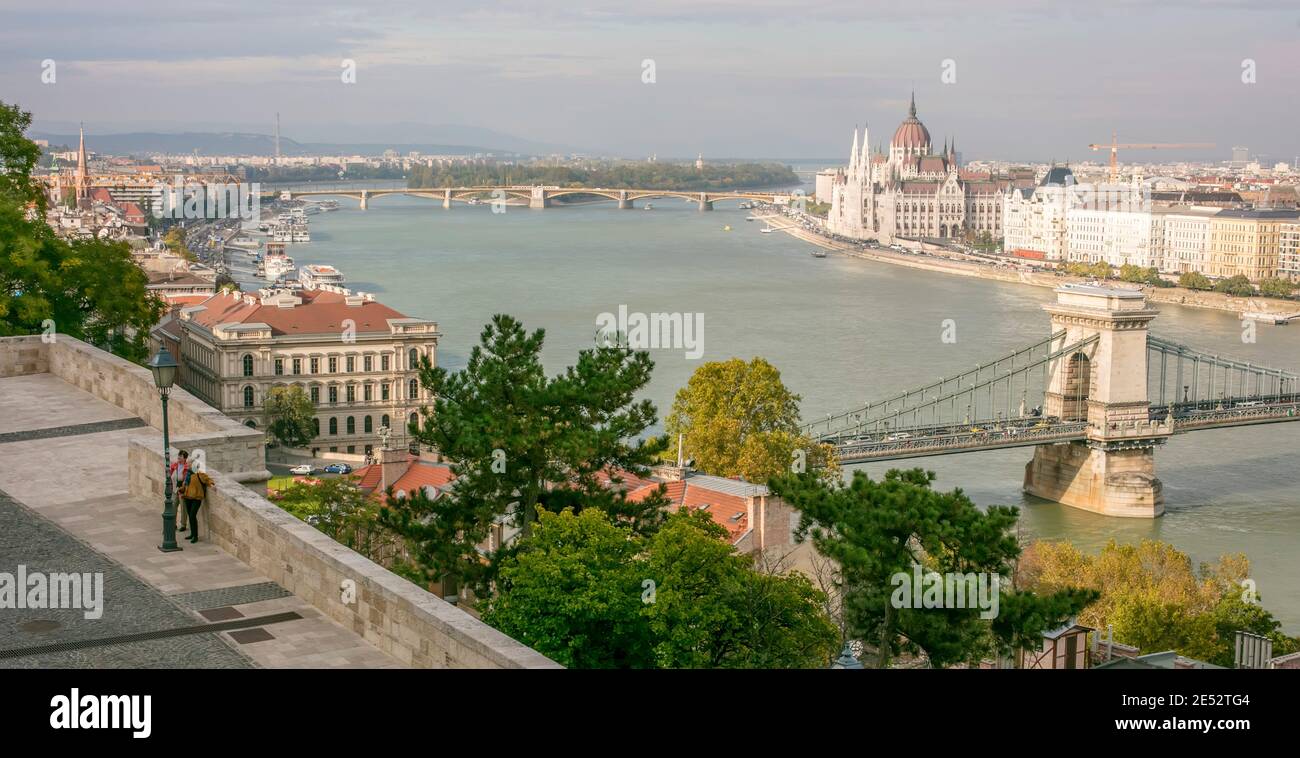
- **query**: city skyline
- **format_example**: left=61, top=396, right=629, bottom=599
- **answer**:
left=3, top=0, right=1298, bottom=161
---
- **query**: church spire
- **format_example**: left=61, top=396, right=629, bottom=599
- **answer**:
left=908, top=90, right=917, bottom=119
left=75, top=122, right=88, bottom=202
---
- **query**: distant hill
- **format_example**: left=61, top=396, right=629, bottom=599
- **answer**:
left=31, top=131, right=506, bottom=158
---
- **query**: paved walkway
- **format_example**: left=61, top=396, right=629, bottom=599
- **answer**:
left=0, top=373, right=404, bottom=669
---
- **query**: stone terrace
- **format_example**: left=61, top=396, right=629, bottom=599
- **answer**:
left=0, top=336, right=558, bottom=669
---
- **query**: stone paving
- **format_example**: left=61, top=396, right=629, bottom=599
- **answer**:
left=0, top=373, right=405, bottom=669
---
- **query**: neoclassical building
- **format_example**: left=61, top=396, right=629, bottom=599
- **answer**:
left=826, top=94, right=1012, bottom=244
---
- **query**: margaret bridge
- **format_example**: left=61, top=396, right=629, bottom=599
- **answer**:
left=273, top=185, right=798, bottom=211
left=801, top=284, right=1300, bottom=518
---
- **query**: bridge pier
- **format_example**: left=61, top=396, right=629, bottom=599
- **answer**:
left=443, top=189, right=451, bottom=209
left=529, top=187, right=550, bottom=209
left=698, top=193, right=713, bottom=211
left=618, top=191, right=633, bottom=210
left=1023, top=285, right=1168, bottom=517
left=359, top=191, right=368, bottom=211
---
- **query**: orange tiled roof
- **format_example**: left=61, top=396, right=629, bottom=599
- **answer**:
left=186, top=289, right=409, bottom=337
left=627, top=478, right=750, bottom=543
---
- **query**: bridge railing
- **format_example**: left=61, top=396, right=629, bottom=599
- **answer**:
left=835, top=421, right=1089, bottom=461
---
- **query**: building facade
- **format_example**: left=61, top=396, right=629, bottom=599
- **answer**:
left=1205, top=209, right=1297, bottom=280
left=1280, top=222, right=1300, bottom=282
left=157, top=288, right=440, bottom=457
left=826, top=94, right=1010, bottom=244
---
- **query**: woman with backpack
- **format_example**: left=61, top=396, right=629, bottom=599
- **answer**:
left=181, top=465, right=215, bottom=544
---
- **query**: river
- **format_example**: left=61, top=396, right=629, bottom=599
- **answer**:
left=237, top=191, right=1300, bottom=631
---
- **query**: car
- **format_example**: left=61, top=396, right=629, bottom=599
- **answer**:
left=884, top=432, right=912, bottom=442
left=323, top=463, right=353, bottom=474
left=289, top=464, right=314, bottom=475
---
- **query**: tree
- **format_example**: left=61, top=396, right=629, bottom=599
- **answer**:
left=769, top=468, right=1096, bottom=668
left=665, top=357, right=838, bottom=483
left=264, top=385, right=316, bottom=448
left=1179, top=271, right=1213, bottom=291
left=1214, top=274, right=1255, bottom=297
left=643, top=510, right=838, bottom=668
left=481, top=507, right=839, bottom=668
left=1018, top=539, right=1298, bottom=667
left=380, top=314, right=670, bottom=596
left=1, top=101, right=163, bottom=362
left=481, top=508, right=655, bottom=669
left=1258, top=277, right=1295, bottom=299
left=163, top=227, right=194, bottom=262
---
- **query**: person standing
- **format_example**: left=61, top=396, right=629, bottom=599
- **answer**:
left=181, top=465, right=214, bottom=544
left=169, top=450, right=191, bottom=533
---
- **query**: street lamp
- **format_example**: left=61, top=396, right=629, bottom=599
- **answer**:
left=148, top=345, right=182, bottom=553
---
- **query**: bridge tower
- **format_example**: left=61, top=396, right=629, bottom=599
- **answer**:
left=1024, top=285, right=1172, bottom=517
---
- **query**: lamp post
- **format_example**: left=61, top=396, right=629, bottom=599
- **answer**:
left=148, top=345, right=182, bottom=553
left=829, top=642, right=864, bottom=669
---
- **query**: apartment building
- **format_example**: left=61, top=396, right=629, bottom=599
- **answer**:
left=1206, top=209, right=1298, bottom=280
left=1159, top=207, right=1219, bottom=275
left=1280, top=221, right=1300, bottom=282
left=1066, top=208, right=1165, bottom=269
left=153, top=287, right=440, bottom=456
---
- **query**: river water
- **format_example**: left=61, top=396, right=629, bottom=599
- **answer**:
left=248, top=192, right=1300, bottom=630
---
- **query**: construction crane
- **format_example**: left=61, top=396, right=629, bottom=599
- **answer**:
left=1089, top=131, right=1215, bottom=182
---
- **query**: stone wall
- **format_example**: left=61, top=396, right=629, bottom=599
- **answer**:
left=0, top=335, right=269, bottom=483
left=128, top=439, right=560, bottom=669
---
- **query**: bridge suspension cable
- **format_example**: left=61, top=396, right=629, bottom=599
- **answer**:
left=1147, top=334, right=1300, bottom=410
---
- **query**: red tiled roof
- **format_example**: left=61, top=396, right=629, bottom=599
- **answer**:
left=353, top=455, right=456, bottom=497
left=185, top=289, right=409, bottom=337
left=627, top=479, right=750, bottom=543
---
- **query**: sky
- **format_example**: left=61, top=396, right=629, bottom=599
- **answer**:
left=2, top=0, right=1298, bottom=162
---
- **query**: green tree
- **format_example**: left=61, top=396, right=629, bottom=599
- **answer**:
left=644, top=510, right=838, bottom=668
left=1214, top=274, right=1255, bottom=297
left=264, top=385, right=316, bottom=448
left=482, top=507, right=839, bottom=668
left=380, top=314, right=669, bottom=595
left=665, top=357, right=838, bottom=483
left=1257, top=277, right=1295, bottom=299
left=769, top=468, right=1096, bottom=668
left=1179, top=271, right=1213, bottom=290
left=1, top=102, right=163, bottom=362
left=481, top=508, right=655, bottom=669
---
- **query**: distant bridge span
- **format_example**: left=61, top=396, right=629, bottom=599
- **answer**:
left=272, top=185, right=798, bottom=210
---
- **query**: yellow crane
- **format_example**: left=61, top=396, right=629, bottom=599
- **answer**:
left=1089, top=131, right=1215, bottom=182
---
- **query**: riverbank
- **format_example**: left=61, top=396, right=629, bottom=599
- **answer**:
left=759, top=213, right=1299, bottom=318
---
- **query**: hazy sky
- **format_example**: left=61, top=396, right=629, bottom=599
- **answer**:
left=3, top=0, right=1298, bottom=162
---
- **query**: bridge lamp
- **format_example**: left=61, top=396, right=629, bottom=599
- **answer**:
left=148, top=345, right=182, bottom=553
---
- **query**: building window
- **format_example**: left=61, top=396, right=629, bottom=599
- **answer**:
left=408, top=412, right=418, bottom=430
left=274, top=358, right=283, bottom=376
left=242, top=354, right=254, bottom=377
left=293, top=358, right=301, bottom=375
left=408, top=379, right=418, bottom=399
left=245, top=419, right=257, bottom=428
left=329, top=356, right=337, bottom=373
left=328, top=386, right=338, bottom=405
left=381, top=414, right=390, bottom=430
left=364, top=356, right=372, bottom=372
left=381, top=383, right=390, bottom=401
left=381, top=354, right=390, bottom=371
left=346, top=385, right=355, bottom=403
left=363, top=384, right=373, bottom=402
left=364, top=415, right=372, bottom=433
left=243, top=386, right=254, bottom=407
left=408, top=348, right=419, bottom=369
left=347, top=356, right=355, bottom=372
left=346, top=417, right=355, bottom=435
left=329, top=417, right=338, bottom=436
left=310, top=357, right=320, bottom=374
left=312, top=418, right=320, bottom=436
left=347, top=446, right=355, bottom=454
left=310, top=386, right=320, bottom=405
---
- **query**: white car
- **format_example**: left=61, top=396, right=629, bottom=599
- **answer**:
left=289, top=464, right=314, bottom=475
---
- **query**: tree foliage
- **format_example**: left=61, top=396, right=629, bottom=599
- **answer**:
left=1018, top=539, right=1298, bottom=667
left=1257, top=277, right=1295, bottom=299
left=380, top=314, right=670, bottom=596
left=1178, top=271, right=1213, bottom=291
left=482, top=508, right=839, bottom=668
left=665, top=357, right=838, bottom=483
left=1213, top=274, right=1255, bottom=297
left=264, top=384, right=317, bottom=448
left=769, top=468, right=1096, bottom=668
left=1, top=102, right=162, bottom=362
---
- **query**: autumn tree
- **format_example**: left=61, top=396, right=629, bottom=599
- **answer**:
left=665, top=357, right=838, bottom=483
